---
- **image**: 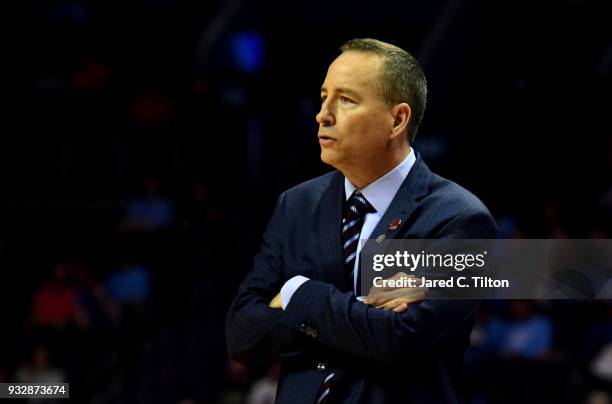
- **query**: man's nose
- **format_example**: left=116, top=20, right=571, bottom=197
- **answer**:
left=316, top=103, right=335, bottom=126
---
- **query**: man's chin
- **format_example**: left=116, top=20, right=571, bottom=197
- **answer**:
left=320, top=153, right=355, bottom=178
left=320, top=150, right=337, bottom=167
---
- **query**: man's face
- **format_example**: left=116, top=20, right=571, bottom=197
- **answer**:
left=317, top=51, right=394, bottom=174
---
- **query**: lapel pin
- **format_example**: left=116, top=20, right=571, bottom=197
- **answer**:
left=376, top=234, right=385, bottom=243
left=388, top=218, right=402, bottom=232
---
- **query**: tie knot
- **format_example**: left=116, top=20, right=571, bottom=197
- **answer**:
left=345, top=191, right=375, bottom=219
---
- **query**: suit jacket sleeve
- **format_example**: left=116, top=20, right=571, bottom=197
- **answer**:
left=283, top=210, right=497, bottom=366
left=225, top=192, right=298, bottom=364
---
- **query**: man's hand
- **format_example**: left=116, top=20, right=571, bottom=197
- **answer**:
left=269, top=292, right=282, bottom=309
left=363, top=272, right=427, bottom=313
left=269, top=272, right=428, bottom=312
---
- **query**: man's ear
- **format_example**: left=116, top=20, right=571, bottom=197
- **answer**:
left=390, top=103, right=411, bottom=140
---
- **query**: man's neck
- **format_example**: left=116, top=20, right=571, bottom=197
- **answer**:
left=344, top=147, right=411, bottom=189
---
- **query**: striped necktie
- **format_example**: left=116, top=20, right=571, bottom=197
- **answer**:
left=342, top=190, right=376, bottom=275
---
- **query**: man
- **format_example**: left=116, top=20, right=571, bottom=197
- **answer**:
left=226, top=38, right=497, bottom=403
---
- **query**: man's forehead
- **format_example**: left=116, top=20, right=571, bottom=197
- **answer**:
left=321, top=52, right=382, bottom=94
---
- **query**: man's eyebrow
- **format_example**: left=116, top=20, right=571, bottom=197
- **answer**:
left=320, top=86, right=360, bottom=98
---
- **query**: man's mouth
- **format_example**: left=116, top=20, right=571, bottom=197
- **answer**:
left=318, top=133, right=336, bottom=145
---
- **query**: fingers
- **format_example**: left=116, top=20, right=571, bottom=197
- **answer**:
left=268, top=293, right=282, bottom=309
left=364, top=274, right=423, bottom=303
left=376, top=295, right=425, bottom=311
left=366, top=286, right=428, bottom=306
left=386, top=286, right=427, bottom=302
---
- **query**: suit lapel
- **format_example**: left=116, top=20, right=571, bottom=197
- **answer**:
left=316, top=172, right=352, bottom=291
left=368, top=152, right=431, bottom=242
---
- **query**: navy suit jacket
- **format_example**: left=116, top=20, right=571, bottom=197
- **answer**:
left=226, top=152, right=497, bottom=403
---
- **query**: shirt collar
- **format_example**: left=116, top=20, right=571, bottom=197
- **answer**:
left=344, top=148, right=416, bottom=214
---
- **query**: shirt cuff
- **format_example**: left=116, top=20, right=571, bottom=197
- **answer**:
left=280, top=275, right=310, bottom=310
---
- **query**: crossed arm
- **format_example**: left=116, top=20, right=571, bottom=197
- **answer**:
left=225, top=193, right=496, bottom=366
left=267, top=272, right=425, bottom=312
left=226, top=270, right=475, bottom=366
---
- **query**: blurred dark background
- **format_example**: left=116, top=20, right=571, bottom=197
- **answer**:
left=2, top=0, right=612, bottom=403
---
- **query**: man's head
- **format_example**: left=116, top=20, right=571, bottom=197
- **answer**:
left=317, top=38, right=427, bottom=187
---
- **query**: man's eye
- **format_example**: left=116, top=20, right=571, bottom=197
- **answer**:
left=320, top=96, right=327, bottom=103
left=340, top=96, right=354, bottom=104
